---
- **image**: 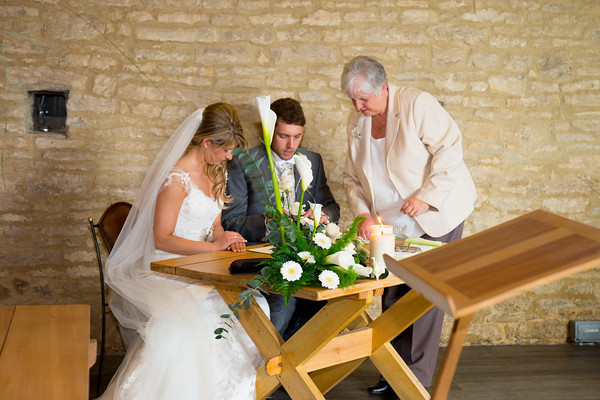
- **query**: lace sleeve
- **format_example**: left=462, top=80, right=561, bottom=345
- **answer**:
left=161, top=169, right=192, bottom=195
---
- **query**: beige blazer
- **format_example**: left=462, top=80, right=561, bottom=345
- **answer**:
left=343, top=86, right=477, bottom=237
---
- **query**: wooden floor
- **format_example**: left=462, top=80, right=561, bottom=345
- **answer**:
left=90, top=344, right=600, bottom=399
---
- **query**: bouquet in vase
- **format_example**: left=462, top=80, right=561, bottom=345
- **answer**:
left=215, top=96, right=388, bottom=338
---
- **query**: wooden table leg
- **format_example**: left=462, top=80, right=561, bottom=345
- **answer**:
left=214, top=284, right=283, bottom=356
left=370, top=289, right=433, bottom=349
left=277, top=295, right=372, bottom=398
left=310, top=357, right=367, bottom=394
left=369, top=289, right=434, bottom=400
left=371, top=342, right=430, bottom=400
left=216, top=285, right=373, bottom=399
left=431, top=314, right=473, bottom=400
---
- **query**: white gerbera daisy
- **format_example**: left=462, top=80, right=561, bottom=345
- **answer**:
left=319, top=270, right=340, bottom=289
left=298, top=251, right=315, bottom=264
left=313, top=232, right=332, bottom=249
left=280, top=261, right=302, bottom=282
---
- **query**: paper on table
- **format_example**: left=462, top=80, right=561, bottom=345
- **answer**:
left=394, top=241, right=441, bottom=260
left=248, top=245, right=274, bottom=254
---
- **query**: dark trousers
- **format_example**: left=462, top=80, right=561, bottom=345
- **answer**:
left=383, top=222, right=464, bottom=387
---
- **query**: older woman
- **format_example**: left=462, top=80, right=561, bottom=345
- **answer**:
left=341, top=56, right=476, bottom=393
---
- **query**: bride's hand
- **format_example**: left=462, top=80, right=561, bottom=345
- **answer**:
left=215, top=231, right=246, bottom=252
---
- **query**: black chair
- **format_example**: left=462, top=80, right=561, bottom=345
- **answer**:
left=88, top=201, right=132, bottom=396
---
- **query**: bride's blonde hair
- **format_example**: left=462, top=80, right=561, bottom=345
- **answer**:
left=186, top=103, right=244, bottom=205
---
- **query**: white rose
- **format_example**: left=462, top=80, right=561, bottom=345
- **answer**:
left=325, top=222, right=342, bottom=240
left=343, top=242, right=356, bottom=254
left=289, top=201, right=304, bottom=217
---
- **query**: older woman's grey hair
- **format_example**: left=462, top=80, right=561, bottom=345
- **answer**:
left=341, top=56, right=389, bottom=98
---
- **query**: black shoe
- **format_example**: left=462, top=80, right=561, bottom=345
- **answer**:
left=367, top=378, right=393, bottom=395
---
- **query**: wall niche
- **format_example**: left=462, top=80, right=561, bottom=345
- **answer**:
left=29, top=90, right=68, bottom=135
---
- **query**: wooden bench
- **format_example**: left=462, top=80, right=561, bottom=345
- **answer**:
left=0, top=304, right=94, bottom=400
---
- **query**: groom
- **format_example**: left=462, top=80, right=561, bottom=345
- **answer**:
left=222, top=97, right=340, bottom=336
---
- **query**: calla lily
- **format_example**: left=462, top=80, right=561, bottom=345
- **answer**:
left=325, top=250, right=355, bottom=270
left=293, top=153, right=313, bottom=191
left=256, top=95, right=285, bottom=244
left=293, top=153, right=313, bottom=229
left=309, top=202, right=322, bottom=231
left=256, top=96, right=277, bottom=146
left=350, top=264, right=373, bottom=277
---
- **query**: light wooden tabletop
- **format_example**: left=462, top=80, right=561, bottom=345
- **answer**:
left=0, top=304, right=91, bottom=400
left=385, top=209, right=600, bottom=318
left=151, top=245, right=404, bottom=301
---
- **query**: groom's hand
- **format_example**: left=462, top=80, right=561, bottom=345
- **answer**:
left=229, top=241, right=247, bottom=253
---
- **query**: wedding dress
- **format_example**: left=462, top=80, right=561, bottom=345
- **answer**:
left=100, top=109, right=268, bottom=400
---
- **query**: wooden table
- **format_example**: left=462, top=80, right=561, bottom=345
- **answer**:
left=0, top=304, right=93, bottom=400
left=152, top=249, right=436, bottom=399
left=384, top=210, right=600, bottom=400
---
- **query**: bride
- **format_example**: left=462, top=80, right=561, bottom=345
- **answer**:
left=100, top=103, right=269, bottom=399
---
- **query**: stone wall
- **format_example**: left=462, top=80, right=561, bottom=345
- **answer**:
left=0, top=0, right=598, bottom=352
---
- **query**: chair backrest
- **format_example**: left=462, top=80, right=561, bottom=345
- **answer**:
left=96, top=202, right=132, bottom=253
left=88, top=201, right=131, bottom=397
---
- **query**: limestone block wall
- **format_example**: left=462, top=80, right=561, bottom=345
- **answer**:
left=0, top=0, right=598, bottom=351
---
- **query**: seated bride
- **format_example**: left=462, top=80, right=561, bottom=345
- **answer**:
left=99, top=103, right=269, bottom=400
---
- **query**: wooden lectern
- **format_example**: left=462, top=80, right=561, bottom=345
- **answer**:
left=384, top=210, right=600, bottom=399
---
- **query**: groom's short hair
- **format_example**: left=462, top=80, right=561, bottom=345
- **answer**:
left=271, top=98, right=306, bottom=127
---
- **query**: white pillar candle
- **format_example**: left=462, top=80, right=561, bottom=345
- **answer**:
left=369, top=224, right=393, bottom=237
left=369, top=228, right=395, bottom=278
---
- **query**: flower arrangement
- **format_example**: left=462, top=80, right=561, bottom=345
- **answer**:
left=251, top=95, right=390, bottom=304
left=214, top=96, right=387, bottom=338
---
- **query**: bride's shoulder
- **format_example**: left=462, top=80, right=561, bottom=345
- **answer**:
left=162, top=167, right=192, bottom=193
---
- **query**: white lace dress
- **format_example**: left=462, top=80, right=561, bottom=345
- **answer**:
left=100, top=168, right=268, bottom=400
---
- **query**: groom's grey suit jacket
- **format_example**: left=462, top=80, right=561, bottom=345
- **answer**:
left=222, top=145, right=340, bottom=243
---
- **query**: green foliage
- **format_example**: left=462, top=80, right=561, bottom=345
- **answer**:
left=216, top=148, right=381, bottom=338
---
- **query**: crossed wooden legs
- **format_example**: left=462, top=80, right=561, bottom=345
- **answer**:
left=216, top=284, right=438, bottom=399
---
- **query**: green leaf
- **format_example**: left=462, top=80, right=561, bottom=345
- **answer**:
left=232, top=146, right=244, bottom=156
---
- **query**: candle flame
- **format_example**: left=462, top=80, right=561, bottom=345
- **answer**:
left=377, top=216, right=383, bottom=235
